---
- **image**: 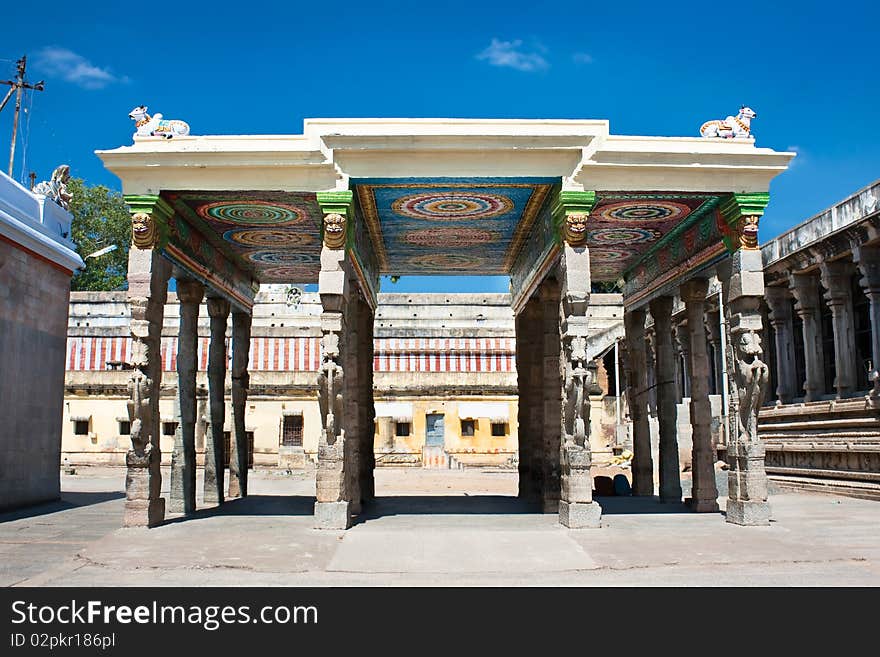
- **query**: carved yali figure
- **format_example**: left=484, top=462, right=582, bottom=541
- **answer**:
left=323, top=213, right=346, bottom=249
left=131, top=213, right=158, bottom=249
left=733, top=331, right=769, bottom=441
left=739, top=215, right=760, bottom=250
left=563, top=213, right=589, bottom=246
left=317, top=332, right=345, bottom=445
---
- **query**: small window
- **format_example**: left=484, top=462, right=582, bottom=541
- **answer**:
left=491, top=422, right=507, bottom=437
left=74, top=420, right=89, bottom=436
left=162, top=421, right=178, bottom=436
left=119, top=420, right=131, bottom=436
left=460, top=419, right=476, bottom=437
left=395, top=422, right=411, bottom=437
left=282, top=415, right=304, bottom=447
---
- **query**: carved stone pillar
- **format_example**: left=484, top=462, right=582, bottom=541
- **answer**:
left=705, top=310, right=723, bottom=398
left=345, top=290, right=363, bottom=516
left=540, top=278, right=562, bottom=512
left=170, top=278, right=203, bottom=514
left=124, top=245, right=171, bottom=527
left=720, top=249, right=771, bottom=525
left=681, top=278, right=719, bottom=512
left=854, top=244, right=880, bottom=396
left=788, top=272, right=824, bottom=402
left=649, top=296, right=681, bottom=503
left=674, top=322, right=691, bottom=400
left=516, top=297, right=542, bottom=501
left=315, top=194, right=353, bottom=528
left=558, top=243, right=601, bottom=527
left=228, top=310, right=251, bottom=499
left=204, top=297, right=229, bottom=505
left=624, top=308, right=653, bottom=496
left=764, top=285, right=797, bottom=404
left=820, top=260, right=858, bottom=398
left=357, top=293, right=376, bottom=505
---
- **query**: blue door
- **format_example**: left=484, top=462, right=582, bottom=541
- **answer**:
left=425, top=414, right=445, bottom=447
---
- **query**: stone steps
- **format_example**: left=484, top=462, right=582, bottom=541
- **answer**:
left=768, top=474, right=880, bottom=501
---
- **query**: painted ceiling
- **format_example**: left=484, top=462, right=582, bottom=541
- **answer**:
left=586, top=193, right=725, bottom=282
left=163, top=191, right=324, bottom=283
left=353, top=178, right=556, bottom=275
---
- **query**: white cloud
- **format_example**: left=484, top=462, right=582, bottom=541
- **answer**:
left=572, top=52, right=593, bottom=65
left=33, top=47, right=125, bottom=89
left=476, top=39, right=549, bottom=72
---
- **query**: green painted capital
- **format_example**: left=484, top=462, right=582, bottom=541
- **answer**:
left=123, top=194, right=173, bottom=250
left=552, top=190, right=597, bottom=246
left=719, top=192, right=770, bottom=252
left=316, top=190, right=354, bottom=249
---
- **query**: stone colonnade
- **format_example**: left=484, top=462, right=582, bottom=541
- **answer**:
left=123, top=202, right=254, bottom=528
left=622, top=251, right=772, bottom=524
left=766, top=246, right=880, bottom=402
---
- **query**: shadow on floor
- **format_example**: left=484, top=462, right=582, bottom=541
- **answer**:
left=594, top=495, right=701, bottom=515
left=355, top=495, right=541, bottom=523
left=0, top=491, right=125, bottom=523
left=162, top=495, right=317, bottom=525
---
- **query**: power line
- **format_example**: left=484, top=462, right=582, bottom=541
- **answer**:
left=0, top=55, right=45, bottom=177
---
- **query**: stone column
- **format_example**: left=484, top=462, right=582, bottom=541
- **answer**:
left=720, top=249, right=772, bottom=525
left=649, top=296, right=681, bottom=503
left=228, top=310, right=251, bottom=499
left=624, top=308, right=653, bottom=496
left=788, top=272, right=824, bottom=401
left=170, top=278, right=204, bottom=514
left=204, top=297, right=230, bottom=505
left=540, top=278, right=561, bottom=512
left=854, top=245, right=880, bottom=395
left=358, top=293, right=376, bottom=505
left=764, top=285, right=797, bottom=404
left=820, top=260, right=858, bottom=398
left=681, top=279, right=719, bottom=512
left=124, top=245, right=171, bottom=527
left=705, top=310, right=723, bottom=397
left=558, top=243, right=602, bottom=527
left=315, top=208, right=353, bottom=529
left=675, top=322, right=691, bottom=400
left=516, top=297, right=542, bottom=501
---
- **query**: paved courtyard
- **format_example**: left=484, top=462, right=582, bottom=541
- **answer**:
left=1, top=467, right=878, bottom=586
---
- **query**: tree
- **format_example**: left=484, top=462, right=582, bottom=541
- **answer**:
left=68, top=178, right=131, bottom=291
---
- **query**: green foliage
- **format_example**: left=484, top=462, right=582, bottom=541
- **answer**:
left=68, top=178, right=131, bottom=291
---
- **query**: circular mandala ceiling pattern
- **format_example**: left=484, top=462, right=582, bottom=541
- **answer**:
left=245, top=251, right=319, bottom=265
left=589, top=247, right=640, bottom=263
left=598, top=200, right=692, bottom=223
left=197, top=201, right=306, bottom=226
left=223, top=228, right=315, bottom=249
left=259, top=265, right=315, bottom=281
left=401, top=227, right=500, bottom=248
left=587, top=227, right=661, bottom=245
left=392, top=192, right=514, bottom=221
left=405, top=253, right=485, bottom=270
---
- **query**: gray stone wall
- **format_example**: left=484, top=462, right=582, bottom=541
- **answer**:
left=0, top=240, right=71, bottom=510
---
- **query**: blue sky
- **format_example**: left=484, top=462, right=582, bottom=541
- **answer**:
left=3, top=0, right=878, bottom=293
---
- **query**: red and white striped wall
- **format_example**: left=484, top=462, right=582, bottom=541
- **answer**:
left=65, top=336, right=516, bottom=373
left=372, top=337, right=515, bottom=373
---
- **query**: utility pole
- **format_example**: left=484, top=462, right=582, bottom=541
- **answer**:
left=0, top=56, right=45, bottom=177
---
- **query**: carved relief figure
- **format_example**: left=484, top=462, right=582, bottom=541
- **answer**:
left=129, top=105, right=190, bottom=139
left=733, top=331, right=769, bottom=441
left=700, top=106, right=757, bottom=139
left=317, top=332, right=345, bottom=445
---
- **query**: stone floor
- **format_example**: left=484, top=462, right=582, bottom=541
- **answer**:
left=1, top=466, right=878, bottom=586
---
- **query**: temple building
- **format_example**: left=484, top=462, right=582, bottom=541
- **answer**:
left=94, top=116, right=794, bottom=529
left=62, top=289, right=624, bottom=469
